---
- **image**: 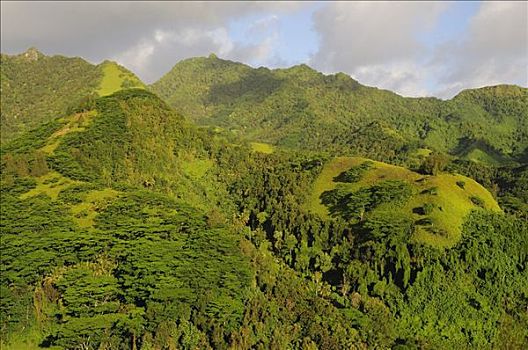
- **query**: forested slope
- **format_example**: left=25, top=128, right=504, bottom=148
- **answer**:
left=1, top=52, right=527, bottom=349
left=0, top=49, right=144, bottom=143
left=151, top=55, right=528, bottom=165
left=0, top=90, right=369, bottom=349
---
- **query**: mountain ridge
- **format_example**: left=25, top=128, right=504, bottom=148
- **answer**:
left=151, top=54, right=527, bottom=164
left=2, top=49, right=526, bottom=164
left=0, top=50, right=144, bottom=143
left=156, top=53, right=526, bottom=100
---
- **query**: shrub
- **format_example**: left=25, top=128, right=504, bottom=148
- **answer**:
left=334, top=161, right=373, bottom=183
left=470, top=196, right=485, bottom=208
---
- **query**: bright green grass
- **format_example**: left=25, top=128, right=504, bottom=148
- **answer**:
left=96, top=61, right=144, bottom=96
left=307, top=157, right=501, bottom=247
left=307, top=157, right=365, bottom=218
left=407, top=173, right=500, bottom=247
left=40, top=139, right=61, bottom=155
left=381, top=125, right=403, bottom=139
left=412, top=148, right=432, bottom=158
left=465, top=148, right=504, bottom=166
left=250, top=142, right=274, bottom=154
left=0, top=328, right=61, bottom=350
left=70, top=188, right=119, bottom=228
left=20, top=172, right=80, bottom=200
left=181, top=158, right=214, bottom=179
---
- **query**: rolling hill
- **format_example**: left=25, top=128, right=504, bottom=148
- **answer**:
left=307, top=156, right=501, bottom=247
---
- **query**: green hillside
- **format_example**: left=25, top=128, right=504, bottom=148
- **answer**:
left=151, top=55, right=528, bottom=164
left=0, top=89, right=371, bottom=349
left=308, top=157, right=501, bottom=247
left=1, top=52, right=527, bottom=349
left=229, top=150, right=528, bottom=349
left=96, top=61, right=145, bottom=96
left=0, top=49, right=144, bottom=143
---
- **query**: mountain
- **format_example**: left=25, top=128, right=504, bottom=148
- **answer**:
left=1, top=88, right=374, bottom=349
left=151, top=55, right=528, bottom=165
left=1, top=51, right=527, bottom=349
left=0, top=48, right=144, bottom=143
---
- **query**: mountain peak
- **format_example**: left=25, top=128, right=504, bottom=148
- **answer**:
left=21, top=47, right=43, bottom=61
left=454, top=84, right=527, bottom=100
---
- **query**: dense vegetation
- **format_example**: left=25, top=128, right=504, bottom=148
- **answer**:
left=152, top=55, right=528, bottom=165
left=229, top=151, right=528, bottom=348
left=1, top=52, right=527, bottom=349
left=0, top=49, right=143, bottom=144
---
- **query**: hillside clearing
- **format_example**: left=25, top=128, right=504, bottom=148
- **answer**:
left=251, top=142, right=275, bottom=154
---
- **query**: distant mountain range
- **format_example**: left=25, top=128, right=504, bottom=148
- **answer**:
left=152, top=54, right=527, bottom=165
left=3, top=49, right=527, bottom=166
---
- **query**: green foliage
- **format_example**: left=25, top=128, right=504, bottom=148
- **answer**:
left=333, top=161, right=373, bottom=182
left=0, top=50, right=101, bottom=143
left=470, top=195, right=485, bottom=208
left=1, top=52, right=527, bottom=350
left=1, top=50, right=146, bottom=144
left=322, top=180, right=412, bottom=221
left=96, top=61, right=145, bottom=96
left=232, top=150, right=527, bottom=348
left=421, top=152, right=450, bottom=175
left=152, top=55, right=528, bottom=164
left=310, top=156, right=501, bottom=247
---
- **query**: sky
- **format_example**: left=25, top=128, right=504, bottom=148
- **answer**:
left=1, top=1, right=527, bottom=98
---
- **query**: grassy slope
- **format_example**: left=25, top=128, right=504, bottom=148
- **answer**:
left=69, top=188, right=119, bottom=228
left=1, top=51, right=146, bottom=144
left=307, top=157, right=501, bottom=247
left=96, top=61, right=145, bottom=96
left=250, top=142, right=274, bottom=154
left=39, top=111, right=98, bottom=155
left=20, top=107, right=120, bottom=227
left=0, top=50, right=101, bottom=143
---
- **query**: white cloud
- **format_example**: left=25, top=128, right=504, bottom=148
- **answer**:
left=247, top=15, right=280, bottom=38
left=310, top=1, right=528, bottom=98
left=311, top=2, right=448, bottom=72
left=114, top=41, right=155, bottom=76
left=1, top=1, right=303, bottom=82
left=111, top=25, right=280, bottom=82
left=2, top=1, right=526, bottom=96
left=433, top=1, right=528, bottom=98
left=353, top=62, right=430, bottom=97
left=111, top=27, right=234, bottom=82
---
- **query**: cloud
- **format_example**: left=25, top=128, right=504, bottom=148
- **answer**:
left=433, top=1, right=528, bottom=98
left=310, top=1, right=527, bottom=98
left=311, top=2, right=448, bottom=71
left=112, top=27, right=238, bottom=81
left=353, top=62, right=430, bottom=97
left=112, top=25, right=279, bottom=82
left=0, top=1, right=302, bottom=82
left=1, top=1, right=526, bottom=96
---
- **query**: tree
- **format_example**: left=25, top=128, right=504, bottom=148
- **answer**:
left=421, top=152, right=450, bottom=175
left=29, top=151, right=49, bottom=177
